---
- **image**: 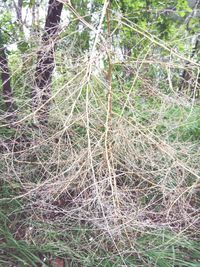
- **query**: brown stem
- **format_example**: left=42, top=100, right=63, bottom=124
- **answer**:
left=106, top=2, right=113, bottom=127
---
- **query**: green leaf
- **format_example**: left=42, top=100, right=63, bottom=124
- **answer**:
left=179, top=11, right=186, bottom=17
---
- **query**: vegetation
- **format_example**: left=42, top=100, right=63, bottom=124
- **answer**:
left=0, top=0, right=200, bottom=266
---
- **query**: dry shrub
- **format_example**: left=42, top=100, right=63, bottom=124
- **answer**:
left=1, top=16, right=200, bottom=264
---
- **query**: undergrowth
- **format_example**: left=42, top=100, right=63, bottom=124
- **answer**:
left=1, top=2, right=200, bottom=267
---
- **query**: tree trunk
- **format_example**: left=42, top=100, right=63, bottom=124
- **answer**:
left=33, top=0, right=63, bottom=125
left=179, top=37, right=199, bottom=97
left=17, top=0, right=23, bottom=23
left=0, top=47, right=16, bottom=121
left=179, top=0, right=200, bottom=97
left=14, top=0, right=23, bottom=32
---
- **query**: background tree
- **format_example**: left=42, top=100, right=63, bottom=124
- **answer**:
left=0, top=47, right=16, bottom=120
left=33, top=0, right=63, bottom=125
left=14, top=0, right=23, bottom=32
left=0, top=5, right=17, bottom=121
left=179, top=0, right=200, bottom=96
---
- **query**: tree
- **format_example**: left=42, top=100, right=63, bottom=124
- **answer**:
left=179, top=0, right=200, bottom=97
left=0, top=47, right=16, bottom=121
left=14, top=0, right=23, bottom=32
left=33, top=0, right=63, bottom=125
left=0, top=4, right=17, bottom=122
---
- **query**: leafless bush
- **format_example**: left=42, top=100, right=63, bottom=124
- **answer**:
left=1, top=7, right=200, bottom=261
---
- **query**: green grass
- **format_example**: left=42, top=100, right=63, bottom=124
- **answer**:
left=1, top=217, right=200, bottom=267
